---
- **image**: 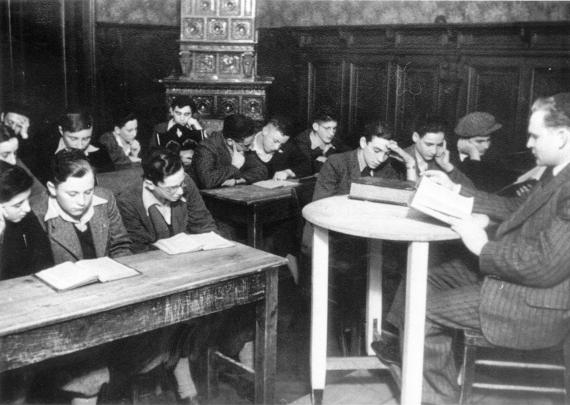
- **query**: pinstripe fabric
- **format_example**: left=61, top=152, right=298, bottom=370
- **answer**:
left=385, top=164, right=570, bottom=403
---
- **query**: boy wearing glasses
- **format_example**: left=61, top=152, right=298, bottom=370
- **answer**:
left=192, top=113, right=267, bottom=189
left=294, top=106, right=350, bottom=174
left=115, top=147, right=217, bottom=253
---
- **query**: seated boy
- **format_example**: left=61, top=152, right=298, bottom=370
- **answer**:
left=98, top=111, right=141, bottom=166
left=116, top=147, right=217, bottom=253
left=192, top=114, right=267, bottom=189
left=250, top=116, right=311, bottom=180
left=151, top=95, right=204, bottom=149
left=405, top=115, right=474, bottom=188
left=294, top=106, right=350, bottom=174
left=114, top=148, right=220, bottom=404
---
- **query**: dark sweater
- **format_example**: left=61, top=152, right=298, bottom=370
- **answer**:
left=252, top=141, right=312, bottom=179
left=0, top=212, right=54, bottom=280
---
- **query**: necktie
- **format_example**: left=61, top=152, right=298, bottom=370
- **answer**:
left=361, top=167, right=373, bottom=177
left=539, top=167, right=554, bottom=187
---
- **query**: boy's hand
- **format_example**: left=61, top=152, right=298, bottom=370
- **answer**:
left=230, top=142, right=245, bottom=169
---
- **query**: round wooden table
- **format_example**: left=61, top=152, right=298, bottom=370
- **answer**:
left=303, top=195, right=465, bottom=405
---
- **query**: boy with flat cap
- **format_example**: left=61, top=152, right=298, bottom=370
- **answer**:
left=452, top=111, right=518, bottom=192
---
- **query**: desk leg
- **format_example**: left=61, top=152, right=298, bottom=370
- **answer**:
left=401, top=241, right=429, bottom=405
left=247, top=207, right=262, bottom=249
left=311, top=225, right=329, bottom=405
left=366, top=240, right=383, bottom=356
left=254, top=267, right=279, bottom=405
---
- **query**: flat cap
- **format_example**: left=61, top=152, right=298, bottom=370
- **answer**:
left=455, top=112, right=502, bottom=138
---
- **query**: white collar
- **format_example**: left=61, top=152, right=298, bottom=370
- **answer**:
left=55, top=138, right=99, bottom=155
left=44, top=193, right=107, bottom=231
left=553, top=161, right=570, bottom=177
left=113, top=133, right=131, bottom=155
left=251, top=132, right=274, bottom=163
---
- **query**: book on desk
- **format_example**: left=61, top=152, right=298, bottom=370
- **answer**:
left=349, top=177, right=416, bottom=206
left=35, top=256, right=140, bottom=291
left=153, top=231, right=235, bottom=255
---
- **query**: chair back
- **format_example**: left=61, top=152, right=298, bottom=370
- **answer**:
left=95, top=165, right=143, bottom=196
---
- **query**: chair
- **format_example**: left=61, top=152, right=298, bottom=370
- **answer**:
left=459, top=328, right=570, bottom=405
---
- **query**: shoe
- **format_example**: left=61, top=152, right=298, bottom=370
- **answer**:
left=371, top=334, right=401, bottom=366
left=371, top=334, right=402, bottom=389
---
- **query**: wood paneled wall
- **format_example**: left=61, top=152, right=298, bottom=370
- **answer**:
left=258, top=22, right=570, bottom=169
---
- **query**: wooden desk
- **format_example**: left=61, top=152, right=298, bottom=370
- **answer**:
left=201, top=181, right=315, bottom=248
left=0, top=244, right=286, bottom=405
left=303, top=196, right=477, bottom=405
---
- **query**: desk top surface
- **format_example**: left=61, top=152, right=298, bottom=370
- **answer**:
left=0, top=243, right=286, bottom=337
left=201, top=182, right=308, bottom=205
left=303, top=195, right=470, bottom=242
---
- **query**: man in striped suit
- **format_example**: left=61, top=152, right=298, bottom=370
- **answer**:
left=381, top=93, right=570, bottom=404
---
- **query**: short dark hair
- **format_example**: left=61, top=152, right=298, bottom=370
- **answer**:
left=222, top=114, right=255, bottom=141
left=0, top=161, right=33, bottom=203
left=362, top=120, right=393, bottom=143
left=266, top=115, right=293, bottom=137
left=0, top=123, right=17, bottom=143
left=112, top=111, right=137, bottom=129
left=414, top=115, right=448, bottom=138
left=2, top=101, right=31, bottom=119
left=59, top=107, right=93, bottom=133
left=170, top=95, right=197, bottom=113
left=142, top=147, right=183, bottom=185
left=166, top=138, right=198, bottom=155
left=532, top=93, right=570, bottom=129
left=312, top=106, right=337, bottom=125
left=50, top=149, right=93, bottom=185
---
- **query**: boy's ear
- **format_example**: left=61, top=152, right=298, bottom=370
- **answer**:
left=412, top=132, right=420, bottom=144
left=58, top=126, right=63, bottom=136
left=46, top=181, right=57, bottom=197
left=143, top=179, right=156, bottom=191
left=312, top=122, right=320, bottom=132
left=359, top=136, right=367, bottom=149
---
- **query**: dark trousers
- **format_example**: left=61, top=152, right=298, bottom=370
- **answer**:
left=386, top=249, right=483, bottom=404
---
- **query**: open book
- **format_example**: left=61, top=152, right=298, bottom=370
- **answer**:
left=35, top=256, right=140, bottom=291
left=497, top=165, right=545, bottom=196
left=153, top=231, right=235, bottom=255
left=253, top=179, right=299, bottom=189
left=409, top=175, right=474, bottom=224
left=349, top=177, right=416, bottom=206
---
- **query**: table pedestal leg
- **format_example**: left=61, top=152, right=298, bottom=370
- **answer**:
left=311, top=225, right=329, bottom=405
left=366, top=240, right=383, bottom=355
left=401, top=241, right=429, bottom=405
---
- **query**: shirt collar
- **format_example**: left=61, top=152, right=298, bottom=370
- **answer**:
left=414, top=148, right=429, bottom=175
left=251, top=132, right=274, bottom=163
left=55, top=138, right=99, bottom=155
left=114, top=133, right=131, bottom=155
left=553, top=161, right=570, bottom=177
left=357, top=149, right=368, bottom=173
left=44, top=193, right=107, bottom=231
left=166, top=119, right=177, bottom=131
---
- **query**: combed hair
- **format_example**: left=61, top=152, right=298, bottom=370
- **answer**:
left=222, top=114, right=255, bottom=141
left=142, top=147, right=183, bottom=185
left=0, top=123, right=17, bottom=143
left=59, top=108, right=93, bottom=133
left=531, top=93, right=570, bottom=129
left=414, top=115, right=448, bottom=138
left=363, top=120, right=393, bottom=142
left=0, top=161, right=33, bottom=203
left=266, top=116, right=293, bottom=138
left=112, top=111, right=137, bottom=129
left=170, top=95, right=197, bottom=113
left=312, top=106, right=337, bottom=124
left=50, top=149, right=93, bottom=185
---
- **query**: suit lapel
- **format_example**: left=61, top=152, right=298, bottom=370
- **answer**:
left=497, top=166, right=570, bottom=235
left=134, top=192, right=157, bottom=241
left=90, top=204, right=109, bottom=258
left=47, top=217, right=82, bottom=261
left=348, top=150, right=361, bottom=180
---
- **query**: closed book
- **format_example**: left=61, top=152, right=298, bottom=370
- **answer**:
left=349, top=177, right=416, bottom=206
